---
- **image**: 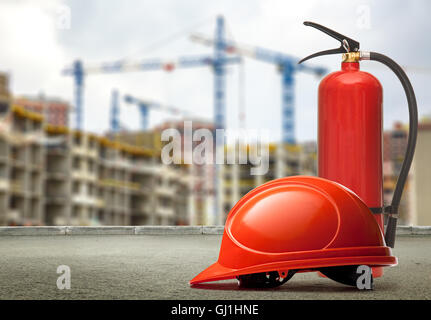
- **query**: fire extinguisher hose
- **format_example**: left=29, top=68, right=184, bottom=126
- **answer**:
left=368, top=52, right=418, bottom=248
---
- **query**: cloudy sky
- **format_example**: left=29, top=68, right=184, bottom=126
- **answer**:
left=0, top=0, right=430, bottom=142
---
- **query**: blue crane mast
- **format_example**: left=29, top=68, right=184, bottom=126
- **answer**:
left=191, top=33, right=327, bottom=144
left=110, top=89, right=120, bottom=132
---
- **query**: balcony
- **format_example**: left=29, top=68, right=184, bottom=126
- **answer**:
left=155, top=206, right=174, bottom=217
left=72, top=170, right=97, bottom=182
left=155, top=185, right=175, bottom=197
left=72, top=146, right=97, bottom=158
left=72, top=195, right=100, bottom=206
left=0, top=178, right=9, bottom=191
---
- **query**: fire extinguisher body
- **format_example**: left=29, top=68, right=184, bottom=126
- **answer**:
left=318, top=61, right=384, bottom=277
left=318, top=62, right=384, bottom=231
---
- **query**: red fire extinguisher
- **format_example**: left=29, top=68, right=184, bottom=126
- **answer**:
left=299, top=22, right=418, bottom=254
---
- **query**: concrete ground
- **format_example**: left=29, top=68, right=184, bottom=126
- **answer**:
left=0, top=235, right=430, bottom=300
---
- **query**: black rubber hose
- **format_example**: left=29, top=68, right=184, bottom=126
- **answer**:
left=369, top=52, right=418, bottom=248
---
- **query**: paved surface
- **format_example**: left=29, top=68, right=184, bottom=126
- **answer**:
left=0, top=235, right=430, bottom=300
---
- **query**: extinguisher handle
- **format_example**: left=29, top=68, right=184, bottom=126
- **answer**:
left=299, top=22, right=360, bottom=64
left=368, top=52, right=418, bottom=248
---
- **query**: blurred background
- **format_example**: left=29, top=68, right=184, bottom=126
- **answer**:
left=0, top=0, right=430, bottom=227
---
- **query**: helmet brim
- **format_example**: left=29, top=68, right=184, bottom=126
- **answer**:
left=190, top=252, right=397, bottom=285
left=190, top=262, right=236, bottom=285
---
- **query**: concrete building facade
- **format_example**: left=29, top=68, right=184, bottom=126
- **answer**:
left=0, top=74, right=45, bottom=225
left=0, top=71, right=192, bottom=226
left=14, top=95, right=70, bottom=127
left=44, top=126, right=191, bottom=226
left=153, top=119, right=216, bottom=225
left=409, top=121, right=431, bottom=225
left=383, top=123, right=411, bottom=225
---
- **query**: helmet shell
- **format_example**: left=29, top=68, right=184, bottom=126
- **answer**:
left=190, top=176, right=396, bottom=285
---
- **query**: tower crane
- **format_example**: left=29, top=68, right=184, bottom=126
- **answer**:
left=190, top=33, right=327, bottom=144
left=122, top=93, right=193, bottom=131
left=63, top=16, right=239, bottom=223
left=62, top=16, right=239, bottom=134
left=62, top=51, right=239, bottom=131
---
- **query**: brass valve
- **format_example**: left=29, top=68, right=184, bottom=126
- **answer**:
left=342, top=52, right=361, bottom=63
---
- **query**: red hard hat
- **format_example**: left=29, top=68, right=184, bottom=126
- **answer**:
left=190, top=176, right=396, bottom=287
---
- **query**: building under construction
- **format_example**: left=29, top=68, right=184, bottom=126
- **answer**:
left=44, top=126, right=194, bottom=226
left=0, top=95, right=45, bottom=225
left=1, top=70, right=429, bottom=226
left=406, top=120, right=431, bottom=225
left=0, top=72, right=191, bottom=226
left=13, top=95, right=70, bottom=127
